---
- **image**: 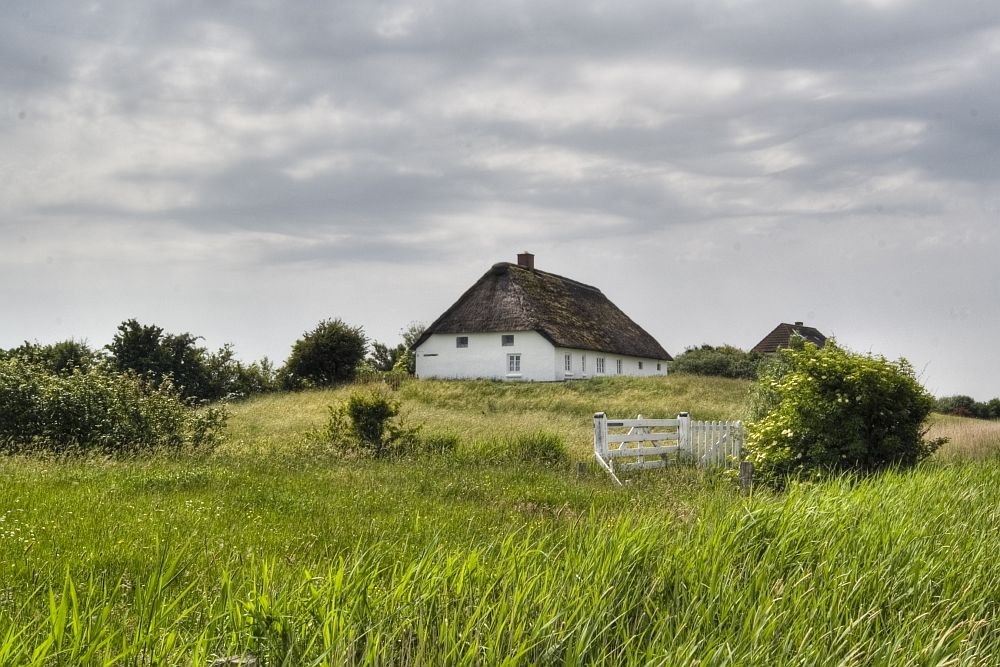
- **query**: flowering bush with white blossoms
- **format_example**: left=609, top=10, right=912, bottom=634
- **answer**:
left=746, top=339, right=944, bottom=486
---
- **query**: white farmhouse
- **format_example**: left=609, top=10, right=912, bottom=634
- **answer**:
left=414, top=253, right=672, bottom=381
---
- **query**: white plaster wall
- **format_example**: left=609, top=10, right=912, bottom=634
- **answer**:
left=553, top=347, right=669, bottom=380
left=415, top=331, right=556, bottom=381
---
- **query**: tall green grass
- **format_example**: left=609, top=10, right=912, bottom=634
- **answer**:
left=4, top=377, right=1000, bottom=664
left=4, top=458, right=1000, bottom=664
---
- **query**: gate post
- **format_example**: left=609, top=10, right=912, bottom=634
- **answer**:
left=739, top=461, right=754, bottom=496
left=677, top=412, right=690, bottom=461
left=594, top=412, right=621, bottom=485
left=594, top=412, right=608, bottom=460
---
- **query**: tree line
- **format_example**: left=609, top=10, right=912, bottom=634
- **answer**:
left=672, top=344, right=995, bottom=420
left=0, top=318, right=425, bottom=403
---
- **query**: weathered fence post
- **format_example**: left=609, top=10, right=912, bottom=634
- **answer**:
left=734, top=420, right=744, bottom=461
left=593, top=412, right=622, bottom=485
left=594, top=412, right=607, bottom=460
left=677, top=412, right=690, bottom=461
left=739, top=460, right=754, bottom=496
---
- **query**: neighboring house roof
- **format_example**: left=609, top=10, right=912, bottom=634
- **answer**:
left=751, top=322, right=827, bottom=354
left=414, top=260, right=672, bottom=361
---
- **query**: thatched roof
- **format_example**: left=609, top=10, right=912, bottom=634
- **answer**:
left=751, top=322, right=827, bottom=354
left=415, top=262, right=672, bottom=360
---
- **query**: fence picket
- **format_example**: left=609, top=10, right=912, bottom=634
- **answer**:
left=594, top=413, right=743, bottom=482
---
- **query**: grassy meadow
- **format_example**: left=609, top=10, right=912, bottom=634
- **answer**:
left=2, top=376, right=1000, bottom=665
left=222, top=375, right=751, bottom=459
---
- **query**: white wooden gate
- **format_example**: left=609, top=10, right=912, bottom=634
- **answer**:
left=593, top=412, right=744, bottom=485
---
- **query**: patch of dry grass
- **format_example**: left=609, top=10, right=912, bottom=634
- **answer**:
left=928, top=413, right=1000, bottom=460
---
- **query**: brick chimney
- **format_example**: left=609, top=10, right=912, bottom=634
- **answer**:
left=794, top=321, right=804, bottom=326
left=517, top=251, right=535, bottom=270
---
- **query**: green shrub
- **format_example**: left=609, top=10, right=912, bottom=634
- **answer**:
left=281, top=318, right=368, bottom=389
left=315, top=388, right=422, bottom=458
left=106, top=319, right=275, bottom=401
left=935, top=394, right=1000, bottom=420
left=106, top=319, right=214, bottom=400
left=347, top=389, right=399, bottom=448
left=745, top=340, right=944, bottom=486
left=0, top=357, right=226, bottom=454
left=671, top=344, right=763, bottom=379
left=1, top=339, right=99, bottom=374
left=369, top=341, right=406, bottom=372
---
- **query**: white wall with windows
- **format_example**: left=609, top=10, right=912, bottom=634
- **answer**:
left=415, top=331, right=556, bottom=381
left=415, top=331, right=670, bottom=381
left=551, top=346, right=669, bottom=380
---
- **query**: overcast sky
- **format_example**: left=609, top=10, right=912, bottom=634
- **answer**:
left=3, top=0, right=1000, bottom=399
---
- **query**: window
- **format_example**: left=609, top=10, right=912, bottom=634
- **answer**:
left=501, top=335, right=514, bottom=346
left=564, top=354, right=571, bottom=372
left=582, top=355, right=586, bottom=372
left=596, top=357, right=605, bottom=374
left=456, top=336, right=469, bottom=348
left=638, top=361, right=643, bottom=370
left=656, top=363, right=661, bottom=371
left=507, top=354, right=521, bottom=373
left=616, top=359, right=622, bottom=374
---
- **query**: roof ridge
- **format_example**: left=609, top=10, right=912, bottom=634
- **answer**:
left=499, top=262, right=603, bottom=294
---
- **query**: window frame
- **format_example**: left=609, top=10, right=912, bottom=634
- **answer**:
left=501, top=334, right=514, bottom=346
left=456, top=336, right=469, bottom=348
left=507, top=353, right=521, bottom=374
left=596, top=357, right=606, bottom=374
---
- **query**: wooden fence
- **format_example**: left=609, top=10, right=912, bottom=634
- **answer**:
left=594, top=412, right=744, bottom=485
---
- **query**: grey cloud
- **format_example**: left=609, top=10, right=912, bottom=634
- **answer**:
left=6, top=0, right=1000, bottom=396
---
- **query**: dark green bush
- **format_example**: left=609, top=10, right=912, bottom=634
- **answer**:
left=106, top=319, right=275, bottom=401
left=745, top=340, right=944, bottom=486
left=671, top=344, right=763, bottom=379
left=315, top=388, right=422, bottom=458
left=281, top=319, right=368, bottom=389
left=0, top=357, right=226, bottom=454
left=369, top=342, right=406, bottom=372
left=206, top=346, right=279, bottom=399
left=106, top=319, right=213, bottom=400
left=347, top=389, right=399, bottom=450
left=1, top=339, right=99, bottom=374
left=934, top=395, right=1000, bottom=420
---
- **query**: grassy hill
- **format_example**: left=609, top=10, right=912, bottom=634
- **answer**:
left=222, top=375, right=754, bottom=458
left=2, top=375, right=1000, bottom=664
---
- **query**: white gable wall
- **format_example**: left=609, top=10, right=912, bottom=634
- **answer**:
left=415, top=331, right=556, bottom=381
left=416, top=331, right=670, bottom=381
